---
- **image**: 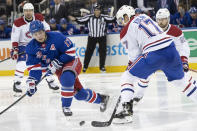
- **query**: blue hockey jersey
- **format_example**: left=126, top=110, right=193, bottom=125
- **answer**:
left=26, top=31, right=76, bottom=81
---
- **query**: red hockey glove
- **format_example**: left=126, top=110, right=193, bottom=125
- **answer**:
left=181, top=56, right=189, bottom=72
left=10, top=47, right=19, bottom=60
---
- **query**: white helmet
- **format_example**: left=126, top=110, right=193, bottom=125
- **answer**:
left=23, top=3, right=34, bottom=11
left=156, top=8, right=170, bottom=20
left=116, top=5, right=135, bottom=25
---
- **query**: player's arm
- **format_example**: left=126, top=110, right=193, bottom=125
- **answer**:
left=10, top=23, right=21, bottom=60
left=56, top=35, right=75, bottom=63
left=43, top=20, right=50, bottom=32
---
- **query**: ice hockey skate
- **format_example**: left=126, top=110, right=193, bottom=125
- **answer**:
left=62, top=107, right=73, bottom=116
left=99, top=94, right=110, bottom=112
left=46, top=79, right=60, bottom=92
left=113, top=100, right=133, bottom=124
left=13, top=81, right=22, bottom=97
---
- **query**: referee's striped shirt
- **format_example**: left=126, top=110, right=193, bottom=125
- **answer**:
left=76, top=14, right=116, bottom=37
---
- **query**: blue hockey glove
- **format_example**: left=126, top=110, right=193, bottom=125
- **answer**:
left=48, top=59, right=63, bottom=74
left=26, top=77, right=37, bottom=97
left=181, top=56, right=189, bottom=72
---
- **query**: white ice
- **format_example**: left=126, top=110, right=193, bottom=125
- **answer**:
left=0, top=72, right=197, bottom=131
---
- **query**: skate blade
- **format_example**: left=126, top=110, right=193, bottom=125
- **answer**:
left=13, top=92, right=22, bottom=97
left=52, top=90, right=60, bottom=93
left=113, top=117, right=133, bottom=124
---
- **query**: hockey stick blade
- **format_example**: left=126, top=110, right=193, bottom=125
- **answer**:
left=91, top=121, right=111, bottom=127
left=91, top=96, right=121, bottom=127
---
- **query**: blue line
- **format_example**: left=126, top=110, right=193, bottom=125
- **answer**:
left=187, top=87, right=197, bottom=97
left=121, top=88, right=134, bottom=93
left=138, top=83, right=148, bottom=88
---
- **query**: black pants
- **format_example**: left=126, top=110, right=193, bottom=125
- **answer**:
left=83, top=36, right=106, bottom=69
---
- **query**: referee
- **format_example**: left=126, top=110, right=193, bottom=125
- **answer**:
left=71, top=4, right=116, bottom=72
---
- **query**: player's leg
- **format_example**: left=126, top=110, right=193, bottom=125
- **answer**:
left=13, top=61, right=26, bottom=94
left=133, top=78, right=149, bottom=104
left=13, top=46, right=26, bottom=95
left=83, top=37, right=97, bottom=72
left=74, top=77, right=109, bottom=112
left=114, top=50, right=165, bottom=123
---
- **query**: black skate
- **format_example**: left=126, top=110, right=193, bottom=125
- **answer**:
left=99, top=94, right=109, bottom=112
left=13, top=81, right=22, bottom=97
left=82, top=67, right=87, bottom=73
left=133, top=97, right=143, bottom=105
left=46, top=79, right=59, bottom=90
left=62, top=107, right=73, bottom=116
left=113, top=100, right=133, bottom=124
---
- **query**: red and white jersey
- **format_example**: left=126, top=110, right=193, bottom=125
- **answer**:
left=11, top=13, right=50, bottom=47
left=165, top=24, right=190, bottom=58
left=120, top=14, right=173, bottom=62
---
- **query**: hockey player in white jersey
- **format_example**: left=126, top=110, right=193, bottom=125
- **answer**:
left=11, top=3, right=59, bottom=96
left=133, top=8, right=191, bottom=104
left=114, top=5, right=197, bottom=124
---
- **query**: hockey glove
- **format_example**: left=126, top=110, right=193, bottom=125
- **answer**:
left=26, top=77, right=37, bottom=97
left=48, top=59, right=63, bottom=74
left=10, top=47, right=19, bottom=60
left=181, top=56, right=189, bottom=72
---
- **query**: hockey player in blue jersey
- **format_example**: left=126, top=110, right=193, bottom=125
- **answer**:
left=26, top=20, right=109, bottom=116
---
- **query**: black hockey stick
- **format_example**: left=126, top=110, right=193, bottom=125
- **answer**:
left=0, top=71, right=49, bottom=115
left=91, top=96, right=121, bottom=127
left=0, top=52, right=25, bottom=63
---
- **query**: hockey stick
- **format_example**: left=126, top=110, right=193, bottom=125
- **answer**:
left=0, top=52, right=25, bottom=63
left=0, top=71, right=49, bottom=115
left=189, top=69, right=197, bottom=73
left=91, top=96, right=121, bottom=127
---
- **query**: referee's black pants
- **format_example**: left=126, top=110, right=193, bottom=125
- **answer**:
left=83, top=36, right=106, bottom=69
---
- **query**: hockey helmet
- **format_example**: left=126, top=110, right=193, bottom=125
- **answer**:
left=156, top=8, right=170, bottom=20
left=23, top=3, right=34, bottom=11
left=29, top=20, right=44, bottom=34
left=116, top=5, right=135, bottom=26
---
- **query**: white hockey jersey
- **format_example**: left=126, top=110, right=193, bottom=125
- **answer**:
left=11, top=13, right=50, bottom=47
left=165, top=24, right=190, bottom=58
left=120, top=14, right=173, bottom=62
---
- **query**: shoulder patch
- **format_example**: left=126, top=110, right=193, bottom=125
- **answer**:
left=35, top=13, right=44, bottom=21
left=14, top=17, right=26, bottom=27
left=167, top=24, right=182, bottom=37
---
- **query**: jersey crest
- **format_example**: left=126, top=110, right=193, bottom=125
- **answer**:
left=50, top=44, right=56, bottom=50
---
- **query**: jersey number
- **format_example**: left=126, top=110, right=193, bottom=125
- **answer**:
left=139, top=19, right=162, bottom=37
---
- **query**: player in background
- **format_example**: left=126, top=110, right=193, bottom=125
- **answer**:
left=26, top=20, right=109, bottom=116
left=10, top=3, right=59, bottom=96
left=114, top=5, right=197, bottom=124
left=133, top=8, right=191, bottom=104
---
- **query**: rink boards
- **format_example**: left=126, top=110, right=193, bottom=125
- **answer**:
left=0, top=28, right=197, bottom=76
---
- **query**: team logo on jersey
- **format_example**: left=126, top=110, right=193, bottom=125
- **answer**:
left=36, top=51, right=42, bottom=58
left=42, top=55, right=46, bottom=60
left=50, top=44, right=56, bottom=50
left=26, top=31, right=32, bottom=38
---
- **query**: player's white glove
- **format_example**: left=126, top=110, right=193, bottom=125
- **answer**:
left=181, top=56, right=189, bottom=72
left=48, top=59, right=63, bottom=74
left=26, top=77, right=37, bottom=97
